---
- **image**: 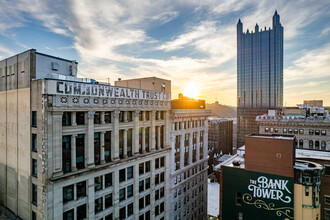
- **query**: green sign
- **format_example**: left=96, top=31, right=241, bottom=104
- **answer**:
left=222, top=167, right=294, bottom=220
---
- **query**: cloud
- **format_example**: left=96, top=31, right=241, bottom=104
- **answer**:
left=285, top=81, right=328, bottom=89
left=285, top=44, right=330, bottom=82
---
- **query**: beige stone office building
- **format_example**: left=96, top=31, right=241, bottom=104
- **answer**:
left=0, top=50, right=172, bottom=220
left=169, top=96, right=211, bottom=220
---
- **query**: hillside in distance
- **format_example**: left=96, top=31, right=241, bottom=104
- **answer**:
left=206, top=102, right=237, bottom=118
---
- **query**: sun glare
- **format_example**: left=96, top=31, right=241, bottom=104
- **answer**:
left=182, top=81, right=200, bottom=99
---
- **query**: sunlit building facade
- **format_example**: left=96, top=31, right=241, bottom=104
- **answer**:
left=237, top=11, right=283, bottom=147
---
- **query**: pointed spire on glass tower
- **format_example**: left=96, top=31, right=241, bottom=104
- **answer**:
left=273, top=10, right=280, bottom=28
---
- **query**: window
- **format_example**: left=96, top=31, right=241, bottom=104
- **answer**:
left=127, top=129, right=133, bottom=157
left=237, top=212, right=243, bottom=220
left=32, top=134, right=37, bottom=152
left=236, top=192, right=242, bottom=205
left=325, top=195, right=330, bottom=205
left=62, top=112, right=71, bottom=126
left=309, top=140, right=314, bottom=149
left=77, top=181, right=86, bottom=199
left=32, top=111, right=37, bottom=127
left=76, top=134, right=85, bottom=169
left=146, top=161, right=150, bottom=172
left=322, top=130, right=327, bottom=136
left=94, top=112, right=101, bottom=124
left=94, top=132, right=101, bottom=165
left=127, top=185, right=133, bottom=198
left=32, top=211, right=36, bottom=220
left=120, top=168, right=126, bottom=182
left=95, top=176, right=103, bottom=191
left=321, top=141, right=327, bottom=150
left=274, top=128, right=279, bottom=133
left=325, top=166, right=330, bottom=176
left=309, top=129, right=314, bottom=135
left=294, top=129, right=298, bottom=134
left=62, top=135, right=71, bottom=173
left=63, top=209, right=74, bottom=220
left=119, top=130, right=124, bottom=158
left=76, top=112, right=85, bottom=125
left=32, top=159, right=37, bottom=177
left=104, top=112, right=111, bottom=123
left=105, top=173, right=112, bottom=188
left=139, top=180, right=144, bottom=192
left=283, top=128, right=287, bottom=133
left=119, top=188, right=126, bottom=201
left=139, top=111, right=143, bottom=121
left=105, top=214, right=113, bottom=220
left=145, top=127, right=150, bottom=152
left=63, top=185, right=74, bottom=203
left=139, top=163, right=145, bottom=174
left=315, top=130, right=320, bottom=135
left=325, top=208, right=330, bottom=220
left=145, top=178, right=150, bottom=189
left=288, top=128, right=293, bottom=134
left=32, top=184, right=37, bottom=205
left=127, top=111, right=133, bottom=122
left=264, top=127, right=269, bottom=132
left=315, top=141, right=320, bottom=149
left=299, top=129, right=304, bottom=134
left=127, top=166, right=133, bottom=179
left=105, top=193, right=113, bottom=208
left=104, top=131, right=111, bottom=163
left=145, top=111, right=150, bottom=121
left=77, top=204, right=86, bottom=220
left=127, top=202, right=134, bottom=217
left=299, top=140, right=304, bottom=148
left=95, top=197, right=103, bottom=213
left=120, top=207, right=126, bottom=220
left=119, top=111, right=124, bottom=122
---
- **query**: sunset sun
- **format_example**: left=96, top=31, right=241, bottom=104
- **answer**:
left=183, top=81, right=200, bottom=99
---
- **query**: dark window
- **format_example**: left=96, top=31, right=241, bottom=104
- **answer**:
left=139, top=163, right=144, bottom=175
left=127, top=185, right=133, bottom=198
left=175, top=135, right=180, bottom=170
left=127, top=166, right=133, bottom=179
left=145, top=178, right=150, bottom=189
left=139, top=180, right=144, bottom=192
left=299, top=140, right=304, bottom=148
left=105, top=193, right=113, bottom=208
left=309, top=140, right=314, bottom=149
left=299, top=129, right=304, bottom=134
left=95, top=176, right=103, bottom=191
left=104, top=112, right=111, bottom=123
left=63, top=209, right=74, bottom=220
left=161, top=157, right=165, bottom=167
left=94, top=132, right=101, bottom=165
left=321, top=130, right=327, bottom=136
left=119, top=188, right=126, bottom=201
left=94, top=112, right=101, bottom=124
left=32, top=159, right=37, bottom=177
left=155, top=158, right=160, bottom=169
left=105, top=214, right=113, bottom=220
left=105, top=173, right=112, bottom=188
left=139, top=111, right=143, bottom=121
left=119, top=207, right=126, bottom=220
left=325, top=166, right=330, bottom=176
left=146, top=161, right=150, bottom=172
left=32, top=134, right=37, bottom=152
left=32, top=184, right=37, bottom=205
left=160, top=172, right=165, bottom=182
left=77, top=181, right=86, bottom=199
left=62, top=135, right=71, bottom=173
left=283, top=128, right=287, bottom=133
left=309, top=129, right=314, bottom=135
left=288, top=128, right=293, bottom=134
left=95, top=197, right=103, bottom=213
left=32, top=211, right=36, bottom=220
left=145, top=127, right=150, bottom=152
left=119, top=130, right=124, bottom=158
left=139, top=127, right=143, bottom=153
left=315, top=130, right=320, bottom=135
left=62, top=112, right=72, bottom=126
left=145, top=111, right=150, bottom=121
left=77, top=204, right=86, bottom=220
left=321, top=141, right=326, bottom=150
left=32, top=111, right=37, bottom=127
left=294, top=129, right=298, bottom=134
left=127, top=129, right=133, bottom=157
left=145, top=194, right=150, bottom=206
left=315, top=141, right=320, bottom=149
left=119, top=112, right=124, bottom=122
left=236, top=192, right=242, bottom=205
left=76, top=112, right=85, bottom=125
left=139, top=197, right=144, bottom=210
left=127, top=111, right=133, bottom=122
left=63, top=185, right=74, bottom=203
left=120, top=169, right=126, bottom=182
left=104, top=131, right=111, bottom=163
left=127, top=203, right=134, bottom=217
left=76, top=134, right=85, bottom=169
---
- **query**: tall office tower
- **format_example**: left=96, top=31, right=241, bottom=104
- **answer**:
left=237, top=11, right=283, bottom=147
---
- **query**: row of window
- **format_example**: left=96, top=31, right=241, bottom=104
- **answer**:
left=174, top=174, right=205, bottom=198
left=62, top=111, right=166, bottom=126
left=174, top=203, right=204, bottom=220
left=173, top=120, right=205, bottom=131
left=174, top=165, right=205, bottom=185
left=295, top=139, right=327, bottom=150
left=264, top=127, right=327, bottom=136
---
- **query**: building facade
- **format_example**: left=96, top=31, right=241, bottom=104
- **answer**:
left=216, top=135, right=324, bottom=220
left=237, top=11, right=283, bottom=147
left=169, top=96, right=210, bottom=220
left=208, top=118, right=233, bottom=155
left=0, top=50, right=172, bottom=220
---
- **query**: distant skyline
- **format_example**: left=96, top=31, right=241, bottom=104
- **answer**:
left=0, top=0, right=330, bottom=106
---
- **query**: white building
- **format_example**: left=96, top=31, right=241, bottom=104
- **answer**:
left=0, top=50, right=172, bottom=220
left=169, top=101, right=211, bottom=220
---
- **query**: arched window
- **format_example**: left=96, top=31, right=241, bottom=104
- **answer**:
left=315, top=141, right=320, bottom=149
left=321, top=141, right=326, bottom=150
left=295, top=140, right=298, bottom=148
left=299, top=140, right=304, bottom=148
left=309, top=140, right=313, bottom=149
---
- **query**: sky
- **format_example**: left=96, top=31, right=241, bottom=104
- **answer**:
left=0, top=0, right=330, bottom=106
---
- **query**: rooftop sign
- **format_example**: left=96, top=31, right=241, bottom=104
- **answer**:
left=43, top=79, right=171, bottom=101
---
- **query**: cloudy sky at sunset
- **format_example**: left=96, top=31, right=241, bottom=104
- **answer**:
left=1, top=0, right=330, bottom=106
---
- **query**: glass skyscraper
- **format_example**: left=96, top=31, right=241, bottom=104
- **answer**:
left=237, top=11, right=283, bottom=147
